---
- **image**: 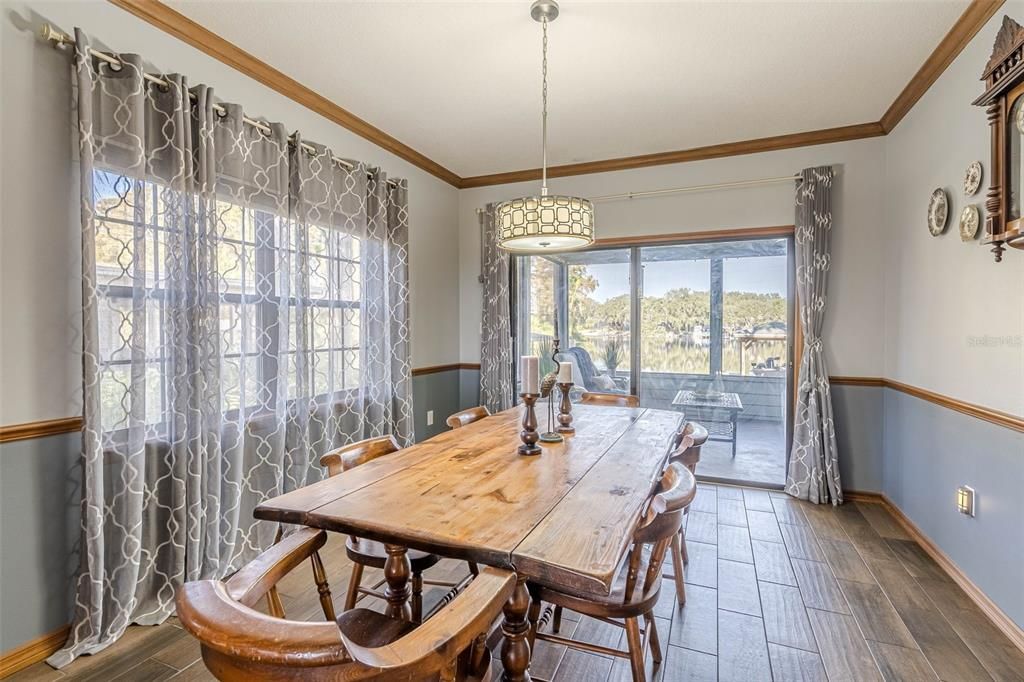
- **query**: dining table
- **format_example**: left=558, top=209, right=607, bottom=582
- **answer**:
left=255, top=402, right=682, bottom=681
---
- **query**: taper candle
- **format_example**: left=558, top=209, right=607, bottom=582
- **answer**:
left=556, top=361, right=572, bottom=384
left=520, top=355, right=539, bottom=394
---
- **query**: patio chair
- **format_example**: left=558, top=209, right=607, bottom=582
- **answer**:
left=559, top=346, right=626, bottom=395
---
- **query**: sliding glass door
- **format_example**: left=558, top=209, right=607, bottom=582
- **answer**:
left=637, top=238, right=792, bottom=486
left=515, top=235, right=794, bottom=488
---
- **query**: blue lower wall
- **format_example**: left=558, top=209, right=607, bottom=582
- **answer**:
left=832, top=384, right=885, bottom=493
left=413, top=369, right=463, bottom=441
left=1, top=371, right=1020, bottom=653
left=0, top=431, right=81, bottom=652
left=0, top=368, right=463, bottom=653
left=882, top=388, right=1024, bottom=629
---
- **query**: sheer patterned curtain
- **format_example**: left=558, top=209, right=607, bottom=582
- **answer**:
left=479, top=204, right=514, bottom=411
left=786, top=166, right=842, bottom=505
left=50, top=30, right=412, bottom=667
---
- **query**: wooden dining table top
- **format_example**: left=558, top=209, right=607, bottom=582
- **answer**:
left=255, top=403, right=681, bottom=595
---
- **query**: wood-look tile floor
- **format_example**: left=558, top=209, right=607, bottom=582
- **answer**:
left=11, top=484, right=1024, bottom=682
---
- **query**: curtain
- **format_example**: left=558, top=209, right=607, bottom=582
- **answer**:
left=786, top=166, right=842, bottom=505
left=50, top=30, right=412, bottom=667
left=479, top=204, right=514, bottom=411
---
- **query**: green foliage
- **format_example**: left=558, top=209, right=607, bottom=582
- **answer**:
left=601, top=335, right=625, bottom=372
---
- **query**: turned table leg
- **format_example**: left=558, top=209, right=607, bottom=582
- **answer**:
left=500, top=575, right=532, bottom=682
left=383, top=544, right=412, bottom=621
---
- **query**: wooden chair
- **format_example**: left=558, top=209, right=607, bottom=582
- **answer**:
left=662, top=422, right=708, bottom=606
left=446, top=406, right=491, bottom=429
left=177, top=527, right=514, bottom=681
left=579, top=391, right=640, bottom=408
left=320, top=436, right=476, bottom=623
left=527, top=463, right=696, bottom=682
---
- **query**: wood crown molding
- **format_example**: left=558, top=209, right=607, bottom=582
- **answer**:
left=106, top=1, right=997, bottom=189
left=881, top=0, right=1006, bottom=133
left=864, top=493, right=1024, bottom=653
left=0, top=625, right=70, bottom=678
left=458, top=123, right=885, bottom=188
left=0, top=417, right=82, bottom=443
left=107, top=0, right=461, bottom=187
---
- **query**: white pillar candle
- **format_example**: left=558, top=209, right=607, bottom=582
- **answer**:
left=520, top=355, right=539, bottom=394
left=557, top=361, right=572, bottom=383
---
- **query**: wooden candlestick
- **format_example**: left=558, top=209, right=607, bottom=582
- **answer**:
left=557, top=382, right=575, bottom=434
left=518, top=393, right=542, bottom=456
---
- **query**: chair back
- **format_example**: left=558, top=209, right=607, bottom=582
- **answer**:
left=668, top=421, right=708, bottom=474
left=177, top=528, right=515, bottom=681
left=621, top=463, right=696, bottom=603
left=580, top=392, right=640, bottom=408
left=320, top=435, right=400, bottom=477
left=446, top=406, right=491, bottom=430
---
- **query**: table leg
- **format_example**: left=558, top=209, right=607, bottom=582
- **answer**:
left=500, top=574, right=532, bottom=682
left=383, top=544, right=412, bottom=621
left=731, top=412, right=738, bottom=458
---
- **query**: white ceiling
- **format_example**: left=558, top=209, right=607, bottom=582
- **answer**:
left=166, top=0, right=969, bottom=178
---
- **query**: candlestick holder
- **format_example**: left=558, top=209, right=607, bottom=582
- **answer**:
left=557, top=382, right=575, bottom=434
left=518, top=393, right=543, bottom=456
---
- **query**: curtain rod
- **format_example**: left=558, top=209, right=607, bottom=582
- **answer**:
left=39, top=24, right=399, bottom=187
left=474, top=171, right=840, bottom=212
left=590, top=174, right=804, bottom=202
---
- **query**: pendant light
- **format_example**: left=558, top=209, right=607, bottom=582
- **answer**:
left=495, top=0, right=595, bottom=252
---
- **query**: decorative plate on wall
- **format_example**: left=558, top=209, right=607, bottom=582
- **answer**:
left=928, top=188, right=949, bottom=236
left=960, top=204, right=980, bottom=241
left=964, top=161, right=983, bottom=196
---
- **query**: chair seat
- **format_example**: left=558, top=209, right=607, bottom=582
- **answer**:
left=534, top=552, right=661, bottom=619
left=336, top=607, right=417, bottom=648
left=346, top=537, right=442, bottom=572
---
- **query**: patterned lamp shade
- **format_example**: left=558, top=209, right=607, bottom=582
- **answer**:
left=495, top=194, right=595, bottom=252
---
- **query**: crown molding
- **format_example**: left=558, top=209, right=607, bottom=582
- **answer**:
left=881, top=0, right=1005, bottom=132
left=458, top=123, right=885, bottom=188
left=107, top=0, right=462, bottom=187
left=108, top=0, right=1000, bottom=189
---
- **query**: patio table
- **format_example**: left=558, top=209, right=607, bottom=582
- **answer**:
left=671, top=390, right=744, bottom=457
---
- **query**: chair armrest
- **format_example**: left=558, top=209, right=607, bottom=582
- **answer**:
left=340, top=566, right=515, bottom=673
left=225, top=527, right=327, bottom=607
left=177, top=580, right=349, bottom=667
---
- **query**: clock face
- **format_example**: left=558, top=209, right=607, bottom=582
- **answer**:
left=928, top=188, right=949, bottom=236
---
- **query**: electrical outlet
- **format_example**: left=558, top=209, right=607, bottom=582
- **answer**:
left=426, top=410, right=434, bottom=426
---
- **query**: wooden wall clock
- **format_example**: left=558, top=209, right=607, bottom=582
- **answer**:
left=973, top=15, right=1024, bottom=262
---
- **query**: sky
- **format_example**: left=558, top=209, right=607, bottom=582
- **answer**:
left=587, top=255, right=788, bottom=301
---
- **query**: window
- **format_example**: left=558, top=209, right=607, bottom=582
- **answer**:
left=92, top=169, right=363, bottom=432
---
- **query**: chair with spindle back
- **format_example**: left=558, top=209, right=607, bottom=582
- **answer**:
left=445, top=406, right=491, bottom=429
left=662, top=421, right=708, bottom=605
left=320, top=436, right=476, bottom=623
left=527, top=462, right=696, bottom=682
left=177, top=527, right=514, bottom=681
left=579, top=391, right=641, bottom=408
